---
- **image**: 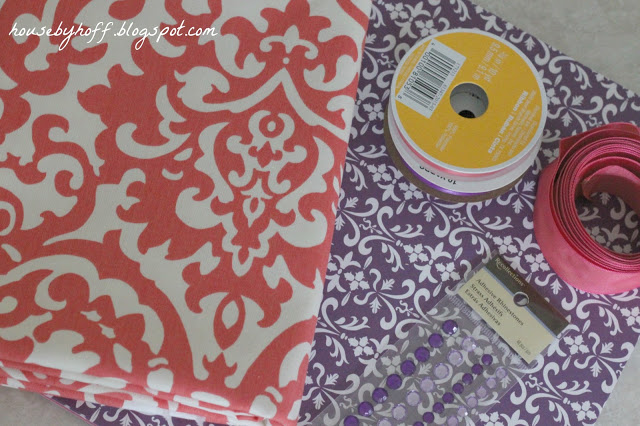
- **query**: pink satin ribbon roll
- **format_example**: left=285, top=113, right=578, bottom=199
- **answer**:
left=534, top=122, right=640, bottom=294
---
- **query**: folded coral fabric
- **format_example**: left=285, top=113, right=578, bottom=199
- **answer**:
left=0, top=1, right=371, bottom=424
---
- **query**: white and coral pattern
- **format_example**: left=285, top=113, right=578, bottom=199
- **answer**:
left=0, top=1, right=371, bottom=425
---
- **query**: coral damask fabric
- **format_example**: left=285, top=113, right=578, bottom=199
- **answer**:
left=0, top=1, right=371, bottom=425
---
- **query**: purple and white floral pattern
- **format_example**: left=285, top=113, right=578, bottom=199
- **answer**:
left=300, top=1, right=640, bottom=425
left=52, top=0, right=640, bottom=425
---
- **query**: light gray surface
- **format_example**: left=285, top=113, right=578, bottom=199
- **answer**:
left=1, top=1, right=639, bottom=425
left=0, top=387, right=87, bottom=426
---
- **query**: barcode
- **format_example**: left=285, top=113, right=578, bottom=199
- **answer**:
left=397, top=40, right=465, bottom=118
left=404, top=49, right=456, bottom=106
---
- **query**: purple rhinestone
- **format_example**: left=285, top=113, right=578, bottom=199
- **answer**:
left=343, top=415, right=359, bottom=426
left=442, top=392, right=454, bottom=403
left=428, top=333, right=444, bottom=348
left=406, top=390, right=421, bottom=406
left=477, top=386, right=488, bottom=398
left=392, top=404, right=407, bottom=420
left=434, top=363, right=450, bottom=379
left=466, top=395, right=478, bottom=408
left=442, top=319, right=459, bottom=335
left=358, top=401, right=373, bottom=417
left=452, top=382, right=464, bottom=394
left=462, top=373, right=473, bottom=385
left=447, top=416, right=459, bottom=426
left=433, top=402, right=445, bottom=414
left=401, top=359, right=416, bottom=375
left=457, top=406, right=468, bottom=417
left=423, top=412, right=435, bottom=423
left=447, top=350, right=463, bottom=366
left=481, top=354, right=493, bottom=366
left=486, top=377, right=497, bottom=389
left=420, top=377, right=435, bottom=393
left=387, top=373, right=402, bottom=389
left=377, top=420, right=392, bottom=426
left=414, top=422, right=425, bottom=426
left=495, top=367, right=507, bottom=379
left=372, top=387, right=388, bottom=403
left=461, top=336, right=476, bottom=352
left=415, top=346, right=430, bottom=362
left=471, top=363, right=483, bottom=375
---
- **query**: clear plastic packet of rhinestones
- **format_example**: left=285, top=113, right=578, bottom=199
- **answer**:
left=310, top=254, right=569, bottom=426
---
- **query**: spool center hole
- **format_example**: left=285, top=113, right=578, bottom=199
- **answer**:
left=449, top=83, right=489, bottom=119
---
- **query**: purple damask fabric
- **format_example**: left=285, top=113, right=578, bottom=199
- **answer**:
left=52, top=0, right=640, bottom=425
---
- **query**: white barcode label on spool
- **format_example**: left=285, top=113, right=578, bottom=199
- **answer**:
left=397, top=39, right=466, bottom=118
